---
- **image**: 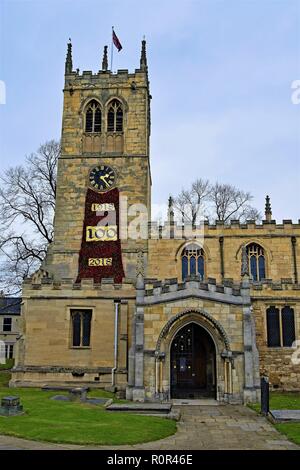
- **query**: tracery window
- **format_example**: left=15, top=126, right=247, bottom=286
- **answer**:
left=85, top=100, right=101, bottom=133
left=181, top=243, right=205, bottom=280
left=107, top=99, right=123, bottom=132
left=246, top=243, right=266, bottom=281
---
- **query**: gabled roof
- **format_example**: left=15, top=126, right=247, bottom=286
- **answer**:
left=0, top=297, right=22, bottom=315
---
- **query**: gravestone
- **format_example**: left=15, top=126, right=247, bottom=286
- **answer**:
left=69, top=387, right=88, bottom=401
left=0, top=396, right=23, bottom=416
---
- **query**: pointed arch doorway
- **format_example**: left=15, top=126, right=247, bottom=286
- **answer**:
left=170, top=322, right=216, bottom=399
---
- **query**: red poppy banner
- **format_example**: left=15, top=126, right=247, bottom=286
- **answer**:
left=76, top=187, right=124, bottom=283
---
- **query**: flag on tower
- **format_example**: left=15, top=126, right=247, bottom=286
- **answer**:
left=112, top=29, right=122, bottom=52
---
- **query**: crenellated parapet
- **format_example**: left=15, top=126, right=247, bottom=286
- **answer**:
left=23, top=273, right=136, bottom=299
left=145, top=276, right=240, bottom=294
left=140, top=275, right=300, bottom=305
left=251, top=278, right=300, bottom=293
left=147, top=219, right=300, bottom=240
left=140, top=276, right=245, bottom=306
left=64, top=68, right=149, bottom=91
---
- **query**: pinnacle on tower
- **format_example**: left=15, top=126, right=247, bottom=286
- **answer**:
left=102, top=45, right=108, bottom=72
left=65, top=39, right=73, bottom=74
left=265, top=195, right=272, bottom=222
left=140, top=38, right=148, bottom=71
left=168, top=196, right=174, bottom=224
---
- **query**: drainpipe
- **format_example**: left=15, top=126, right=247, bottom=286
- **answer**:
left=111, top=300, right=120, bottom=387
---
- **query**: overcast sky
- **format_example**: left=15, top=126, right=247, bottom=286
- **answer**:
left=0, top=0, right=299, bottom=221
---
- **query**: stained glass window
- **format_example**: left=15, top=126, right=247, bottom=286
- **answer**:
left=246, top=244, right=266, bottom=281
left=181, top=244, right=205, bottom=280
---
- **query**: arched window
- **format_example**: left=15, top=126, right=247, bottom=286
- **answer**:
left=85, top=100, right=101, bottom=133
left=246, top=243, right=266, bottom=281
left=181, top=244, right=205, bottom=280
left=107, top=99, right=123, bottom=132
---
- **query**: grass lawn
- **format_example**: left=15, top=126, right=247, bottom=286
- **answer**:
left=249, top=391, right=300, bottom=446
left=0, top=359, right=14, bottom=370
left=0, top=372, right=176, bottom=446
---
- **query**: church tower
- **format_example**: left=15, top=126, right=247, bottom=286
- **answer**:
left=12, top=41, right=152, bottom=393
left=49, top=40, right=151, bottom=282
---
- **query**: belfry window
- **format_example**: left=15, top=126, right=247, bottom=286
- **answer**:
left=266, top=306, right=295, bottom=347
left=107, top=99, right=123, bottom=132
left=181, top=244, right=205, bottom=280
left=246, top=243, right=266, bottom=281
left=71, top=309, right=92, bottom=347
left=85, top=100, right=101, bottom=133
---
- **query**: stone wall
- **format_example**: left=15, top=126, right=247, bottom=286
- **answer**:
left=147, top=222, right=300, bottom=284
left=11, top=276, right=136, bottom=388
left=252, top=284, right=300, bottom=390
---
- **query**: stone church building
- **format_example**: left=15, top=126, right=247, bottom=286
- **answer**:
left=11, top=41, right=300, bottom=403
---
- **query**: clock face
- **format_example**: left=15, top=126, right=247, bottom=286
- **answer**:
left=89, top=165, right=116, bottom=191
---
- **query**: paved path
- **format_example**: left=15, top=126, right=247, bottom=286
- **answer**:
left=0, top=404, right=299, bottom=450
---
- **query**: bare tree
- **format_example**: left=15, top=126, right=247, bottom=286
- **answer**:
left=0, top=140, right=59, bottom=295
left=173, top=178, right=211, bottom=225
left=209, top=182, right=261, bottom=222
left=172, top=179, right=261, bottom=225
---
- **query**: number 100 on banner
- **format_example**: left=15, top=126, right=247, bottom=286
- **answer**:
left=86, top=225, right=117, bottom=242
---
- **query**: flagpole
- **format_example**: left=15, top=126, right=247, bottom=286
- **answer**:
left=110, top=26, right=114, bottom=71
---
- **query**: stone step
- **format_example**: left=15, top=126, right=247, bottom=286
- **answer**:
left=172, top=399, right=220, bottom=406
left=269, top=410, right=300, bottom=423
left=106, top=403, right=172, bottom=414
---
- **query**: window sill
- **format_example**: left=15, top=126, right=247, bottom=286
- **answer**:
left=83, top=132, right=101, bottom=135
left=70, top=346, right=91, bottom=350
